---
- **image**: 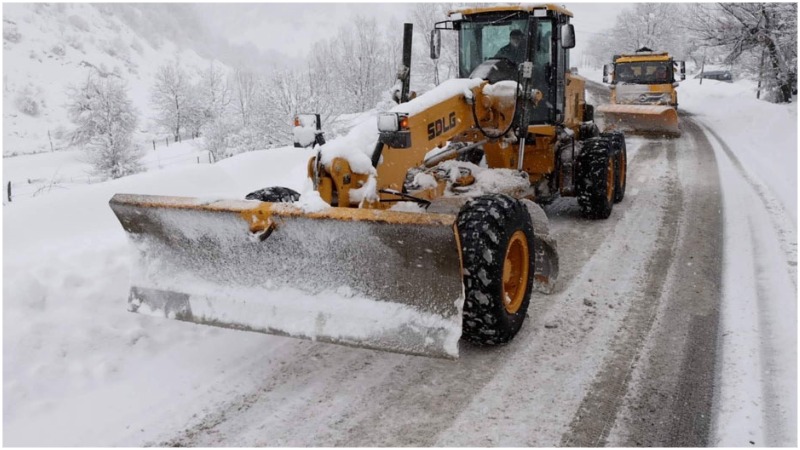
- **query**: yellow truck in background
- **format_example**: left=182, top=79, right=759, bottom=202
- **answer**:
left=597, top=47, right=686, bottom=135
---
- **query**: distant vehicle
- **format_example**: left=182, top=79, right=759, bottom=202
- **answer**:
left=695, top=70, right=733, bottom=82
left=292, top=113, right=326, bottom=148
left=597, top=47, right=685, bottom=136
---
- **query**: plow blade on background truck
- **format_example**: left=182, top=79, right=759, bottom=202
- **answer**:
left=596, top=104, right=680, bottom=136
left=109, top=194, right=465, bottom=359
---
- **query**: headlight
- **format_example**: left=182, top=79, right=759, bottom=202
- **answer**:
left=378, top=113, right=409, bottom=132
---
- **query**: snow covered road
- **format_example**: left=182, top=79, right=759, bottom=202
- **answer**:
left=4, top=82, right=796, bottom=446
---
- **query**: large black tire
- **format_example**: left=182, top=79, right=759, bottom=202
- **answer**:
left=601, top=131, right=627, bottom=203
left=577, top=138, right=615, bottom=219
left=456, top=194, right=535, bottom=345
left=245, top=186, right=301, bottom=203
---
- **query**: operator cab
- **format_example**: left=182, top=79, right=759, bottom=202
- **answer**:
left=433, top=4, right=575, bottom=125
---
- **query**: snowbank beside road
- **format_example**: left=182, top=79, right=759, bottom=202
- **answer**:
left=680, top=79, right=797, bottom=223
left=3, top=145, right=315, bottom=445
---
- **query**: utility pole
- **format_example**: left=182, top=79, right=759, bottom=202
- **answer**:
left=699, top=48, right=706, bottom=85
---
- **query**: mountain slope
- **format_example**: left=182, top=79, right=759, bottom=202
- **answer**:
left=3, top=3, right=231, bottom=156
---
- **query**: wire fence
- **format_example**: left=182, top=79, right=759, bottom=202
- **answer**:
left=5, top=149, right=214, bottom=203
left=3, top=130, right=216, bottom=204
left=141, top=149, right=214, bottom=170
left=147, top=132, right=201, bottom=152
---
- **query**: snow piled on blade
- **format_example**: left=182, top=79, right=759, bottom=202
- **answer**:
left=112, top=198, right=465, bottom=359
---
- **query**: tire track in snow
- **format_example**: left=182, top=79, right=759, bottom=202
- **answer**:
left=601, top=118, right=724, bottom=446
left=559, top=135, right=686, bottom=446
left=156, top=322, right=515, bottom=446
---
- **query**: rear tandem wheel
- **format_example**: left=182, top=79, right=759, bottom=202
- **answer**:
left=577, top=138, right=616, bottom=219
left=601, top=131, right=627, bottom=203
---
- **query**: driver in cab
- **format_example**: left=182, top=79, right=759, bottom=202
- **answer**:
left=495, top=29, right=525, bottom=64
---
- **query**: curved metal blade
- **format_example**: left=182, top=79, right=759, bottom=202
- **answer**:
left=598, top=104, right=680, bottom=136
left=110, top=194, right=465, bottom=359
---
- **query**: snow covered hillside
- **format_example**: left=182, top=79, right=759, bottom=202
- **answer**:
left=3, top=3, right=231, bottom=156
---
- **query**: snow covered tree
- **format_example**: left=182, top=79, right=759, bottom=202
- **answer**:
left=688, top=3, right=797, bottom=103
left=150, top=60, right=192, bottom=139
left=585, top=4, right=697, bottom=68
left=232, top=68, right=259, bottom=127
left=197, top=61, right=232, bottom=123
left=309, top=16, right=398, bottom=113
left=182, top=85, right=207, bottom=139
left=67, top=72, right=141, bottom=179
left=410, top=3, right=459, bottom=86
left=201, top=115, right=237, bottom=161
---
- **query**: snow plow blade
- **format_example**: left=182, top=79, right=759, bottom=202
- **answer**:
left=597, top=104, right=679, bottom=136
left=109, top=194, right=465, bottom=359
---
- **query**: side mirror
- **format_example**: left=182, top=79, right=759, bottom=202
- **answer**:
left=603, top=64, right=613, bottom=84
left=430, top=29, right=441, bottom=60
left=561, top=24, right=575, bottom=49
left=675, top=60, right=686, bottom=81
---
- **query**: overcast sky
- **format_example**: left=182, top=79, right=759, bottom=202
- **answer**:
left=194, top=3, right=629, bottom=64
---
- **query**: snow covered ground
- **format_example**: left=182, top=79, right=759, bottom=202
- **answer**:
left=3, top=72, right=797, bottom=445
left=4, top=145, right=317, bottom=445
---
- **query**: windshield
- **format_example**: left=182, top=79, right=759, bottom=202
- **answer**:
left=615, top=61, right=673, bottom=84
left=458, top=16, right=529, bottom=77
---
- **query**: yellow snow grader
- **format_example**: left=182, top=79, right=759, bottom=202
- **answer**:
left=110, top=4, right=627, bottom=359
left=597, top=48, right=686, bottom=135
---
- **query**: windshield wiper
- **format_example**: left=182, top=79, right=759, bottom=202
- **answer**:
left=488, top=12, right=519, bottom=25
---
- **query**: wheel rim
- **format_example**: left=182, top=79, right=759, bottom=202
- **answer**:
left=606, top=157, right=615, bottom=204
left=502, top=230, right=530, bottom=314
left=619, top=151, right=626, bottom=189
